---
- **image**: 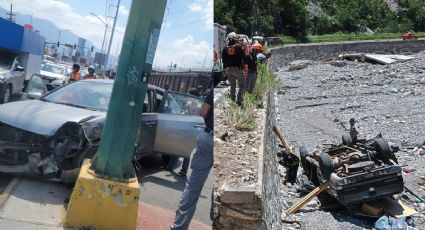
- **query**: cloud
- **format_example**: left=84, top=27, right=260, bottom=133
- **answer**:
left=154, top=35, right=212, bottom=69
left=0, top=0, right=126, bottom=60
left=118, top=5, right=129, bottom=16
left=188, top=0, right=213, bottom=30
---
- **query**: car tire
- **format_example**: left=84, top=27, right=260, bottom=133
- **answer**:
left=319, top=153, right=333, bottom=181
left=374, top=138, right=392, bottom=161
left=0, top=84, right=11, bottom=104
left=342, top=133, right=352, bottom=145
left=299, top=146, right=309, bottom=169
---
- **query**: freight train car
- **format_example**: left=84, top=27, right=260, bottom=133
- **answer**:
left=149, top=71, right=212, bottom=94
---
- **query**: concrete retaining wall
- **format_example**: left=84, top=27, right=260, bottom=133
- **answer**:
left=214, top=91, right=282, bottom=230
left=261, top=91, right=282, bottom=230
left=269, top=39, right=425, bottom=71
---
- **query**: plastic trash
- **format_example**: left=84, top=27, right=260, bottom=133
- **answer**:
left=375, top=215, right=391, bottom=230
left=391, top=217, right=408, bottom=230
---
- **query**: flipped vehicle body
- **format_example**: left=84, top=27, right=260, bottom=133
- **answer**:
left=0, top=49, right=25, bottom=104
left=0, top=79, right=205, bottom=180
left=300, top=130, right=403, bottom=206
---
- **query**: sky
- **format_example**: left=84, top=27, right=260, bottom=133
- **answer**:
left=0, top=0, right=213, bottom=69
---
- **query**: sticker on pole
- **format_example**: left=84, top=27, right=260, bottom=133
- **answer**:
left=146, top=28, right=160, bottom=65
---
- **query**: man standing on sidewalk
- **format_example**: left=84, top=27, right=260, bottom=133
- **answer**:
left=222, top=32, right=245, bottom=106
left=170, top=89, right=213, bottom=230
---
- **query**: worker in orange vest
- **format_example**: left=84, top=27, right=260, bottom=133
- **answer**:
left=70, top=64, right=81, bottom=82
left=84, top=65, right=97, bottom=79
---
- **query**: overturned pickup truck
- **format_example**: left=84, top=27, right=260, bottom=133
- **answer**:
left=299, top=120, right=403, bottom=206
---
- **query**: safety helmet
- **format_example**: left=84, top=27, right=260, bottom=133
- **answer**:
left=252, top=42, right=262, bottom=51
left=227, top=32, right=237, bottom=41
left=88, top=65, right=95, bottom=71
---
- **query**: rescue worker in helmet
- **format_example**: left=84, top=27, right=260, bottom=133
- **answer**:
left=222, top=32, right=245, bottom=106
left=70, top=64, right=81, bottom=82
left=84, top=65, right=97, bottom=79
left=244, top=42, right=262, bottom=93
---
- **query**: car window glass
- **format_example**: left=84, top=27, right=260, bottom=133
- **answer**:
left=26, top=76, right=46, bottom=96
left=41, top=63, right=65, bottom=74
left=42, top=81, right=112, bottom=111
left=167, top=92, right=203, bottom=116
left=162, top=92, right=182, bottom=114
left=0, top=51, right=14, bottom=69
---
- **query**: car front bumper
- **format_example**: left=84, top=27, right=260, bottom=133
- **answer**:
left=328, top=166, right=404, bottom=206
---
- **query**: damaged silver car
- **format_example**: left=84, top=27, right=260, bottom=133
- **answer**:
left=0, top=79, right=205, bottom=180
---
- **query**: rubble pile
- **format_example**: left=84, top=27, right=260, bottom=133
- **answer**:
left=276, top=51, right=425, bottom=229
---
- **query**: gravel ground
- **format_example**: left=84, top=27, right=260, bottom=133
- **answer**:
left=213, top=85, right=264, bottom=191
left=275, top=51, right=425, bottom=229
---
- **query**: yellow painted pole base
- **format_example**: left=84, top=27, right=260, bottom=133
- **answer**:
left=64, top=159, right=140, bottom=230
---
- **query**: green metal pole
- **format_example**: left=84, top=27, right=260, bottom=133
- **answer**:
left=90, top=0, right=167, bottom=181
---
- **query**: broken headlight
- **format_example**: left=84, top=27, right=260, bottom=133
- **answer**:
left=81, top=116, right=105, bottom=144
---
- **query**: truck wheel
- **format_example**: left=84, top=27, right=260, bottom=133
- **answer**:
left=374, top=138, right=392, bottom=161
left=342, top=133, right=352, bottom=145
left=299, top=146, right=309, bottom=169
left=0, top=85, right=11, bottom=104
left=319, top=153, right=333, bottom=181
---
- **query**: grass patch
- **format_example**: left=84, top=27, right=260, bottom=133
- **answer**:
left=225, top=62, right=279, bottom=131
left=277, top=32, right=425, bottom=45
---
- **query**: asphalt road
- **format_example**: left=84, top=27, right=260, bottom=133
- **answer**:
left=0, top=173, right=14, bottom=194
left=139, top=154, right=213, bottom=225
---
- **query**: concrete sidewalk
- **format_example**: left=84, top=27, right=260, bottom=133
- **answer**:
left=0, top=177, right=211, bottom=230
left=137, top=202, right=211, bottom=230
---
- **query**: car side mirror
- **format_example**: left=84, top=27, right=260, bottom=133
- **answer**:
left=21, top=91, right=42, bottom=100
left=15, top=66, right=25, bottom=72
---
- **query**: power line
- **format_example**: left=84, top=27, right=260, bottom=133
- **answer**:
left=169, top=16, right=212, bottom=28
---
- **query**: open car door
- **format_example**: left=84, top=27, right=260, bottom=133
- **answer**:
left=153, top=91, right=205, bottom=158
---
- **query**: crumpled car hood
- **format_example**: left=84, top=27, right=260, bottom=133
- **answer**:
left=0, top=100, right=105, bottom=136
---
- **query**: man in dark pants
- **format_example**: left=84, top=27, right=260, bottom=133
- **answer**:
left=171, top=89, right=213, bottom=230
left=222, top=32, right=245, bottom=105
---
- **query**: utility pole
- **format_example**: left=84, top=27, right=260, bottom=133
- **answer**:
left=64, top=1, right=166, bottom=229
left=104, top=0, right=120, bottom=72
left=6, top=4, right=16, bottom=22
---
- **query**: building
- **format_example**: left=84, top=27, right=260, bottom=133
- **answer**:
left=0, top=17, right=45, bottom=80
left=77, top=37, right=86, bottom=57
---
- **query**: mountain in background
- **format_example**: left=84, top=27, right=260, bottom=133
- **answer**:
left=0, top=6, right=100, bottom=56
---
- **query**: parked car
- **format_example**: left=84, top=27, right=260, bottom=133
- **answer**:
left=299, top=122, right=403, bottom=206
left=0, top=49, right=25, bottom=103
left=402, top=32, right=417, bottom=40
left=0, top=79, right=205, bottom=180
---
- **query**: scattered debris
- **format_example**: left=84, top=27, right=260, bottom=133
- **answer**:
left=325, top=60, right=346, bottom=67
left=288, top=64, right=309, bottom=72
left=288, top=181, right=330, bottom=214
left=287, top=60, right=312, bottom=72
left=339, top=53, right=415, bottom=65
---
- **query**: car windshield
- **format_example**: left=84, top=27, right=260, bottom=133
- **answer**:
left=41, top=63, right=65, bottom=75
left=41, top=81, right=112, bottom=111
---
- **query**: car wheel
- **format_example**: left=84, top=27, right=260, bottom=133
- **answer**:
left=72, top=146, right=98, bottom=168
left=374, top=138, right=392, bottom=161
left=299, top=146, right=309, bottom=169
left=0, top=84, right=11, bottom=104
left=318, top=153, right=333, bottom=181
left=342, top=133, right=352, bottom=145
